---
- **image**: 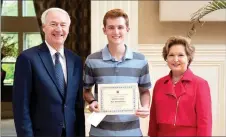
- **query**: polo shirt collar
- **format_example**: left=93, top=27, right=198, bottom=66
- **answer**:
left=102, top=44, right=133, bottom=61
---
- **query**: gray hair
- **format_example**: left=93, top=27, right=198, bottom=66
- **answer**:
left=41, top=7, right=71, bottom=24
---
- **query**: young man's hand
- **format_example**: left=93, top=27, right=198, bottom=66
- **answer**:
left=135, top=107, right=150, bottom=118
left=89, top=101, right=99, bottom=112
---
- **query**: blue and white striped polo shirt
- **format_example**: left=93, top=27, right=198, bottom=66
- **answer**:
left=84, top=45, right=151, bottom=136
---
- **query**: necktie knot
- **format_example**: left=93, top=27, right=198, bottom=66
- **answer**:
left=55, top=52, right=60, bottom=64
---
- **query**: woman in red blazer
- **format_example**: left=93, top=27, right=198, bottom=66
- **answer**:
left=148, top=36, right=212, bottom=136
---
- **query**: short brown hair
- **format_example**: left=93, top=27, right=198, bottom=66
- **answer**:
left=103, top=8, right=129, bottom=27
left=162, top=36, right=195, bottom=66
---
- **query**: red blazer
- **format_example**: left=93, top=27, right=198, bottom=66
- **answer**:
left=148, top=68, right=212, bottom=136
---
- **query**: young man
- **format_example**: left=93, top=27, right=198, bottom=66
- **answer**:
left=12, top=8, right=85, bottom=137
left=84, top=8, right=151, bottom=136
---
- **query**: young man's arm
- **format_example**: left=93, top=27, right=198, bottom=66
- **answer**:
left=135, top=58, right=151, bottom=118
left=139, top=87, right=150, bottom=108
left=83, top=88, right=99, bottom=112
left=135, top=87, right=150, bottom=118
left=83, top=57, right=99, bottom=112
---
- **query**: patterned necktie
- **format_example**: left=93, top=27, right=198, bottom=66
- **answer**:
left=55, top=52, right=65, bottom=97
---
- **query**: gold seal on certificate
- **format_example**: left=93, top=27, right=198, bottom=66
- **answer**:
left=98, top=83, right=139, bottom=114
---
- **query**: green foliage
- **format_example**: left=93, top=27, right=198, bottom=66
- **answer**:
left=191, top=0, right=226, bottom=22
left=187, top=0, right=226, bottom=38
left=1, top=35, right=18, bottom=59
left=2, top=1, right=18, bottom=16
left=1, top=34, right=18, bottom=85
left=2, top=63, right=15, bottom=85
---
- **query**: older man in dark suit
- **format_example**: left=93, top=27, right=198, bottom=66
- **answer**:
left=12, top=8, right=85, bottom=137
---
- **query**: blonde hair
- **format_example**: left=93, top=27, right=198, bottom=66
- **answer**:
left=162, top=36, right=195, bottom=66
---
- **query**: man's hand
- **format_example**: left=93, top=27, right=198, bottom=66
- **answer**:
left=88, top=101, right=99, bottom=112
left=135, top=106, right=150, bottom=118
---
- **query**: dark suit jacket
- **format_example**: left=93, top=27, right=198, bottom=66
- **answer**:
left=12, top=42, right=85, bottom=137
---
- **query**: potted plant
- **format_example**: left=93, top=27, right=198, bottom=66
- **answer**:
left=187, top=0, right=226, bottom=38
left=1, top=35, right=18, bottom=85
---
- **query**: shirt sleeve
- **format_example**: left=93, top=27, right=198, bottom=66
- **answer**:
left=83, top=59, right=94, bottom=89
left=138, top=60, right=152, bottom=89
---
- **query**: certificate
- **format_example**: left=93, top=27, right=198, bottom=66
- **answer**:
left=98, top=83, right=139, bottom=114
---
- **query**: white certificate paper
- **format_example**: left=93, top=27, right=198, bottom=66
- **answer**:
left=87, top=112, right=106, bottom=127
left=98, top=83, right=139, bottom=114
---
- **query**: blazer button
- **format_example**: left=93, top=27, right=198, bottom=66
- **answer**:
left=64, top=105, right=67, bottom=108
left=59, top=122, right=63, bottom=126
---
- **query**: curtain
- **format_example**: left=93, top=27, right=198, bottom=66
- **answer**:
left=33, top=0, right=91, bottom=64
left=1, top=0, right=3, bottom=13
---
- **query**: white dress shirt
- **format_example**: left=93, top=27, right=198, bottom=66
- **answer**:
left=45, top=41, right=67, bottom=83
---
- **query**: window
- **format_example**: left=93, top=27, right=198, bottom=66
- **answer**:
left=1, top=33, right=18, bottom=62
left=1, top=33, right=18, bottom=85
left=22, top=0, right=36, bottom=17
left=24, top=33, right=42, bottom=49
left=2, top=1, right=18, bottom=16
left=1, top=0, right=42, bottom=85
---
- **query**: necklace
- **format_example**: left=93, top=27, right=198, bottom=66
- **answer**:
left=171, top=72, right=184, bottom=85
left=172, top=77, right=180, bottom=85
left=173, top=81, right=178, bottom=84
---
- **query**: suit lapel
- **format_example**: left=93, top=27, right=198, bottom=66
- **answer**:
left=164, top=81, right=176, bottom=97
left=38, top=43, right=64, bottom=98
left=65, top=50, right=75, bottom=99
left=177, top=82, right=186, bottom=97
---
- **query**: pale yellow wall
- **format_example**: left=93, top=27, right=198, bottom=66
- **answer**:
left=138, top=1, right=226, bottom=44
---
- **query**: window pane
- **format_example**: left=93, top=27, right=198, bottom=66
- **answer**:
left=2, top=0, right=18, bottom=16
left=1, top=33, right=18, bottom=62
left=1, top=33, right=18, bottom=86
left=24, top=33, right=42, bottom=50
left=22, top=0, right=36, bottom=17
left=2, top=63, right=15, bottom=86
